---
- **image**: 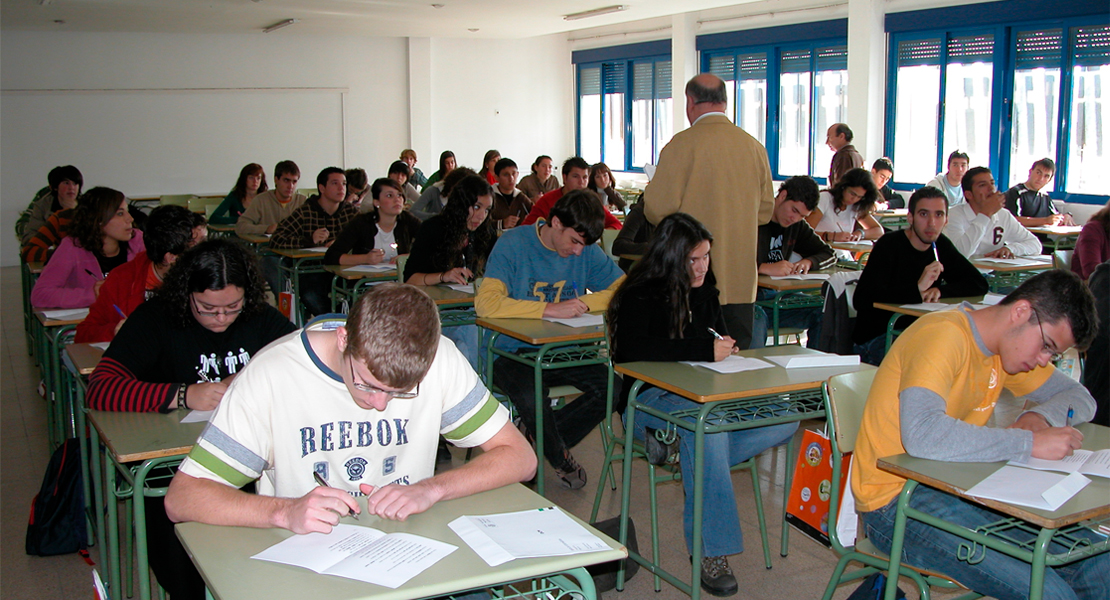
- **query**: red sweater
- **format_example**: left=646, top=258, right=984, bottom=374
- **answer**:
left=74, top=251, right=155, bottom=343
left=521, top=188, right=623, bottom=230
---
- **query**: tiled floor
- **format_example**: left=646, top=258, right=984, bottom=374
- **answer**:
left=0, top=265, right=967, bottom=599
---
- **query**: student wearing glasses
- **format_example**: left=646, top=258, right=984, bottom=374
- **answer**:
left=84, top=239, right=294, bottom=600
left=165, top=284, right=534, bottom=545
left=805, top=167, right=883, bottom=243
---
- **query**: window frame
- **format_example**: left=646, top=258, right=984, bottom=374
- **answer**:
left=884, top=15, right=1110, bottom=203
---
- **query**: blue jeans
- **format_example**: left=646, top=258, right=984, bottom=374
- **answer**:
left=854, top=334, right=888, bottom=366
left=442, top=323, right=479, bottom=372
left=861, top=486, right=1110, bottom=600
left=751, top=289, right=822, bottom=349
left=629, top=386, right=798, bottom=557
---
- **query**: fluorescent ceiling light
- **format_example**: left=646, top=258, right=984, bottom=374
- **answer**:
left=263, top=18, right=298, bottom=33
left=564, top=5, right=627, bottom=21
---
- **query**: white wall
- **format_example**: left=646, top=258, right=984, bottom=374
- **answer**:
left=428, top=34, right=574, bottom=175
left=0, top=30, right=575, bottom=267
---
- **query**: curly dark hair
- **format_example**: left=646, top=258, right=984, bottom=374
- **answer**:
left=68, top=187, right=128, bottom=257
left=430, top=175, right=496, bottom=275
left=154, top=238, right=269, bottom=329
left=607, top=213, right=713, bottom=350
left=830, top=167, right=879, bottom=214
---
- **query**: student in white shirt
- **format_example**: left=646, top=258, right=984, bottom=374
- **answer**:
left=946, top=166, right=1042, bottom=259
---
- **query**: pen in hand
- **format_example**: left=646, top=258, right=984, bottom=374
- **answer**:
left=1066, top=407, right=1074, bottom=428
left=707, top=327, right=725, bottom=340
left=113, top=304, right=127, bottom=319
left=931, top=242, right=940, bottom=263
left=313, top=471, right=354, bottom=517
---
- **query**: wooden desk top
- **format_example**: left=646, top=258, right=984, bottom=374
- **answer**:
left=757, top=267, right=846, bottom=292
left=87, top=409, right=204, bottom=464
left=176, top=483, right=626, bottom=600
left=872, top=297, right=985, bottom=318
left=417, top=285, right=476, bottom=306
left=830, top=240, right=875, bottom=252
left=878, top=424, right=1109, bottom=530
left=66, top=343, right=105, bottom=375
left=27, top=261, right=44, bottom=274
left=476, top=316, right=605, bottom=346
left=238, top=233, right=271, bottom=245
left=615, top=346, right=875, bottom=404
left=207, top=223, right=236, bottom=233
left=324, top=264, right=398, bottom=281
left=35, top=307, right=89, bottom=327
left=271, top=247, right=329, bottom=260
left=971, top=256, right=1054, bottom=272
left=873, top=209, right=908, bottom=217
left=1027, top=225, right=1082, bottom=237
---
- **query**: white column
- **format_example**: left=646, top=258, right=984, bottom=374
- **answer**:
left=407, top=37, right=433, bottom=160
left=846, top=0, right=886, bottom=161
left=671, top=12, right=698, bottom=133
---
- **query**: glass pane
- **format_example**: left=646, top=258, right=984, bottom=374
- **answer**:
left=779, top=50, right=812, bottom=176
left=603, top=92, right=626, bottom=170
left=1008, top=67, right=1059, bottom=190
left=942, top=35, right=994, bottom=168
left=894, top=64, right=941, bottom=183
left=812, top=68, right=848, bottom=177
left=579, top=94, right=602, bottom=165
left=737, top=78, right=767, bottom=145
left=1067, top=64, right=1109, bottom=194
left=654, top=97, right=673, bottom=164
left=631, top=97, right=652, bottom=169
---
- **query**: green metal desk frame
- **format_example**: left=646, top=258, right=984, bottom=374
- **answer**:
left=754, top=289, right=824, bottom=345
left=276, top=253, right=327, bottom=327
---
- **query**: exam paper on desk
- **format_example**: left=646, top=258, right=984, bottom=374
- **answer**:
left=42, top=308, right=90, bottom=320
left=681, top=355, right=774, bottom=374
left=445, top=283, right=475, bottom=293
left=252, top=523, right=456, bottom=589
left=542, top=314, right=605, bottom=328
left=344, top=264, right=394, bottom=273
left=448, top=507, right=610, bottom=567
left=180, top=410, right=213, bottom=423
left=965, top=466, right=1090, bottom=511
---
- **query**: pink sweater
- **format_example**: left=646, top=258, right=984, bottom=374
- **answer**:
left=31, top=230, right=145, bottom=309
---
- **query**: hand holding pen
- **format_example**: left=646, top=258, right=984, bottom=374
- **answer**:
left=708, top=327, right=738, bottom=360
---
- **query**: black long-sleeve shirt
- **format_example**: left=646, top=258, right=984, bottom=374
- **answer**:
left=323, top=211, right=421, bottom=265
left=852, top=231, right=989, bottom=344
left=756, top=219, right=836, bottom=270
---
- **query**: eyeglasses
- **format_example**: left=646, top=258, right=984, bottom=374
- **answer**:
left=1030, top=307, right=1064, bottom=363
left=191, top=294, right=245, bottom=318
left=347, top=356, right=420, bottom=399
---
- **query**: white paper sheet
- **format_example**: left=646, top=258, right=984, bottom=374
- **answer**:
left=252, top=524, right=456, bottom=589
left=344, top=264, right=394, bottom=273
left=681, top=355, right=774, bottom=374
left=1009, top=449, right=1110, bottom=479
left=303, top=246, right=329, bottom=253
left=445, top=283, right=475, bottom=293
left=768, top=273, right=831, bottom=281
left=447, top=507, right=610, bottom=567
left=974, top=257, right=1051, bottom=266
left=898, top=302, right=955, bottom=312
left=180, top=410, right=213, bottom=423
left=89, top=341, right=110, bottom=350
left=966, top=466, right=1090, bottom=510
left=980, top=293, right=1006, bottom=305
left=763, top=353, right=860, bottom=369
left=41, top=308, right=90, bottom=320
left=542, top=314, right=604, bottom=328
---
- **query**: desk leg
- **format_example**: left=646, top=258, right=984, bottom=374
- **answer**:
left=780, top=431, right=798, bottom=557
left=91, top=427, right=108, bottom=585
left=617, top=380, right=643, bottom=592
left=689, top=406, right=710, bottom=600
left=533, top=348, right=546, bottom=497
left=883, top=481, right=917, bottom=600
left=1029, top=527, right=1055, bottom=600
left=103, top=449, right=122, bottom=598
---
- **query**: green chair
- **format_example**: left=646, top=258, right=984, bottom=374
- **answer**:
left=396, top=254, right=409, bottom=283
left=820, top=370, right=980, bottom=600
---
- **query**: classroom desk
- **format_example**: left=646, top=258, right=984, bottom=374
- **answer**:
left=476, top=316, right=613, bottom=497
left=1027, top=225, right=1082, bottom=253
left=34, top=308, right=87, bottom=448
left=326, top=264, right=399, bottom=313
left=878, top=423, right=1110, bottom=600
left=830, top=240, right=874, bottom=270
left=874, top=209, right=908, bottom=230
left=205, top=223, right=236, bottom=240
left=756, top=268, right=845, bottom=345
left=611, top=347, right=876, bottom=599
left=87, top=409, right=205, bottom=600
left=234, top=232, right=272, bottom=254
left=272, top=247, right=330, bottom=327
left=23, top=261, right=43, bottom=356
left=971, top=255, right=1054, bottom=292
left=175, top=483, right=627, bottom=600
left=872, top=296, right=985, bottom=351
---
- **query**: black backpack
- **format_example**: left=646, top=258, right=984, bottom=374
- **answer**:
left=26, top=438, right=87, bottom=557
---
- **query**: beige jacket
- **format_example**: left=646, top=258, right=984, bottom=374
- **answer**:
left=234, top=190, right=307, bottom=237
left=644, top=114, right=774, bottom=305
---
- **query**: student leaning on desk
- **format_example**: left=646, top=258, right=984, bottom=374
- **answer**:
left=166, top=284, right=535, bottom=531
left=852, top=270, right=1106, bottom=600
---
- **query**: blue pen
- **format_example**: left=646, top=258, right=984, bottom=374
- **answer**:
left=1066, top=407, right=1074, bottom=427
left=113, top=304, right=127, bottom=319
left=569, top=282, right=579, bottom=299
left=931, top=242, right=940, bottom=263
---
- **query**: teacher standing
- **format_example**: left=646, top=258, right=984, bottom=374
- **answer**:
left=643, top=73, right=774, bottom=348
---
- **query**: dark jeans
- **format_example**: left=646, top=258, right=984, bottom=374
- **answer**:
left=299, top=271, right=335, bottom=319
left=492, top=357, right=620, bottom=469
left=260, top=255, right=282, bottom=298
left=854, top=334, right=889, bottom=366
left=720, top=303, right=754, bottom=350
left=146, top=496, right=205, bottom=600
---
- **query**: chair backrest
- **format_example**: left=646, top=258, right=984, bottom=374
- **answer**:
left=395, top=254, right=409, bottom=283
left=1053, top=249, right=1074, bottom=271
left=601, top=228, right=619, bottom=262
left=827, top=369, right=877, bottom=454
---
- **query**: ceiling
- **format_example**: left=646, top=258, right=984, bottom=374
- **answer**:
left=1, top=0, right=763, bottom=39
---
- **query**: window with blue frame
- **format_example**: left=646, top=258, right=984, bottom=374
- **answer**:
left=702, top=24, right=848, bottom=181
left=886, top=10, right=1108, bottom=199
left=576, top=56, right=672, bottom=172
